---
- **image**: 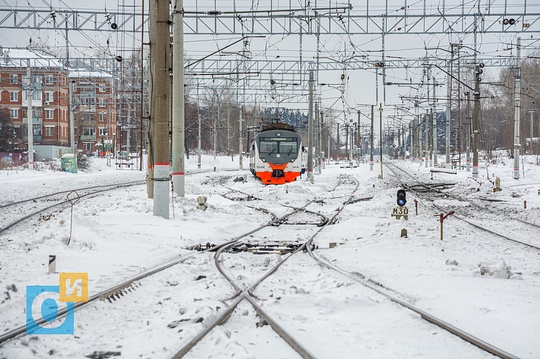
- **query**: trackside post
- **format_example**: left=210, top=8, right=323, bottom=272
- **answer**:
left=435, top=211, right=455, bottom=240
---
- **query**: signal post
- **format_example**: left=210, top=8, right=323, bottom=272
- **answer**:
left=391, top=189, right=408, bottom=237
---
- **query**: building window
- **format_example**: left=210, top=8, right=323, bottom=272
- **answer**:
left=98, top=83, right=106, bottom=92
left=34, top=125, right=42, bottom=136
left=10, top=91, right=18, bottom=102
left=45, top=109, right=54, bottom=119
left=23, top=91, right=41, bottom=101
left=83, top=127, right=95, bottom=136
left=99, top=127, right=107, bottom=136
left=99, top=98, right=106, bottom=107
left=10, top=108, right=19, bottom=118
left=83, top=113, right=94, bottom=122
left=45, top=127, right=54, bottom=136
left=99, top=113, right=106, bottom=122
left=45, top=75, right=54, bottom=85
left=84, top=142, right=93, bottom=151
left=25, top=108, right=42, bottom=121
left=80, top=96, right=96, bottom=107
left=45, top=92, right=54, bottom=103
left=10, top=74, right=18, bottom=84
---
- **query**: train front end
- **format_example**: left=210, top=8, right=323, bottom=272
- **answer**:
left=251, top=126, right=303, bottom=185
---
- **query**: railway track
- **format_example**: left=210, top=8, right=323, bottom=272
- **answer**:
left=385, top=162, right=540, bottom=251
left=170, top=173, right=516, bottom=358
left=0, top=180, right=146, bottom=235
left=0, top=169, right=530, bottom=358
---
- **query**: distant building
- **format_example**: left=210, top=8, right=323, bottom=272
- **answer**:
left=0, top=48, right=71, bottom=159
left=0, top=48, right=117, bottom=160
left=70, top=70, right=116, bottom=156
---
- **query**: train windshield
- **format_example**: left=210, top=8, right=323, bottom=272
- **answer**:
left=259, top=138, right=298, bottom=155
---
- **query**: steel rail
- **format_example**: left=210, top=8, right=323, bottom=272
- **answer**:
left=171, top=176, right=361, bottom=357
left=0, top=180, right=145, bottom=209
left=0, top=181, right=146, bottom=235
left=306, top=247, right=520, bottom=359
left=385, top=162, right=540, bottom=251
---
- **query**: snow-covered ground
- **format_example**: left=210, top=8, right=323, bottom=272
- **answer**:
left=0, top=153, right=539, bottom=358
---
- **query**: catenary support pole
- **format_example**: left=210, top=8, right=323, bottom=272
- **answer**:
left=472, top=64, right=480, bottom=178
left=465, top=91, right=471, bottom=172
left=513, top=37, right=521, bottom=180
left=370, top=105, right=374, bottom=170
left=153, top=0, right=171, bottom=218
left=307, top=70, right=314, bottom=183
left=433, top=77, right=438, bottom=166
left=316, top=102, right=321, bottom=174
left=69, top=81, right=75, bottom=157
left=26, top=59, right=34, bottom=170
left=197, top=83, right=201, bottom=169
left=529, top=111, right=535, bottom=153
left=446, top=47, right=453, bottom=168
left=146, top=0, right=156, bottom=198
left=379, top=103, right=383, bottom=179
left=425, top=109, right=429, bottom=168
left=172, top=1, right=185, bottom=196
left=139, top=0, right=145, bottom=171
left=239, top=104, right=244, bottom=170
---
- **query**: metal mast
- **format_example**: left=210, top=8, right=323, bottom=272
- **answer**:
left=513, top=37, right=521, bottom=179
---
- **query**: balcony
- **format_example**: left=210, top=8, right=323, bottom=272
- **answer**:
left=23, top=135, right=42, bottom=143
left=80, top=134, right=97, bottom=141
left=22, top=117, right=43, bottom=125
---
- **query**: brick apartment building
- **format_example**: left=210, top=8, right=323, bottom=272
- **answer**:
left=70, top=70, right=116, bottom=156
left=0, top=48, right=117, bottom=160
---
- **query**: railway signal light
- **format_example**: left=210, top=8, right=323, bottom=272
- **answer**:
left=503, top=18, right=516, bottom=25
left=397, top=189, right=407, bottom=207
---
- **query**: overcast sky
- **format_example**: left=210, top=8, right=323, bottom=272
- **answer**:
left=1, top=0, right=539, bottom=123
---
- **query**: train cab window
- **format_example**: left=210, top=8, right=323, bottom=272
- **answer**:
left=280, top=141, right=297, bottom=155
left=260, top=141, right=277, bottom=154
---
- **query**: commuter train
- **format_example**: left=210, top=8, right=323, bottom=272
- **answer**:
left=249, top=123, right=304, bottom=185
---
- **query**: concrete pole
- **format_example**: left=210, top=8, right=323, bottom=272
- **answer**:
left=316, top=102, right=321, bottom=174
left=228, top=104, right=232, bottom=161
left=513, top=37, right=521, bottom=180
left=409, top=120, right=414, bottom=159
left=26, top=59, right=34, bottom=169
left=172, top=1, right=185, bottom=196
left=197, top=83, right=201, bottom=169
left=472, top=64, right=480, bottom=178
left=379, top=103, right=383, bottom=179
left=433, top=77, right=438, bottom=166
left=239, top=104, right=244, bottom=169
left=429, top=108, right=433, bottom=166
left=529, top=111, right=535, bottom=153
left=153, top=0, right=171, bottom=219
left=336, top=122, right=339, bottom=161
left=139, top=0, right=145, bottom=171
left=357, top=110, right=361, bottom=161
left=126, top=103, right=131, bottom=157
left=307, top=70, right=314, bottom=183
left=425, top=109, right=429, bottom=168
left=446, top=49, right=453, bottom=168
left=68, top=80, right=75, bottom=157
left=370, top=105, right=374, bottom=170
left=345, top=121, right=349, bottom=161
left=465, top=92, right=471, bottom=172
left=214, top=95, right=219, bottom=159
left=321, top=110, right=326, bottom=169
left=147, top=0, right=156, bottom=198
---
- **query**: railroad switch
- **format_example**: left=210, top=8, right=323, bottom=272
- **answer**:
left=229, top=241, right=302, bottom=255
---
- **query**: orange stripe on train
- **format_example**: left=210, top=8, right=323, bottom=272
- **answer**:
left=256, top=163, right=301, bottom=185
